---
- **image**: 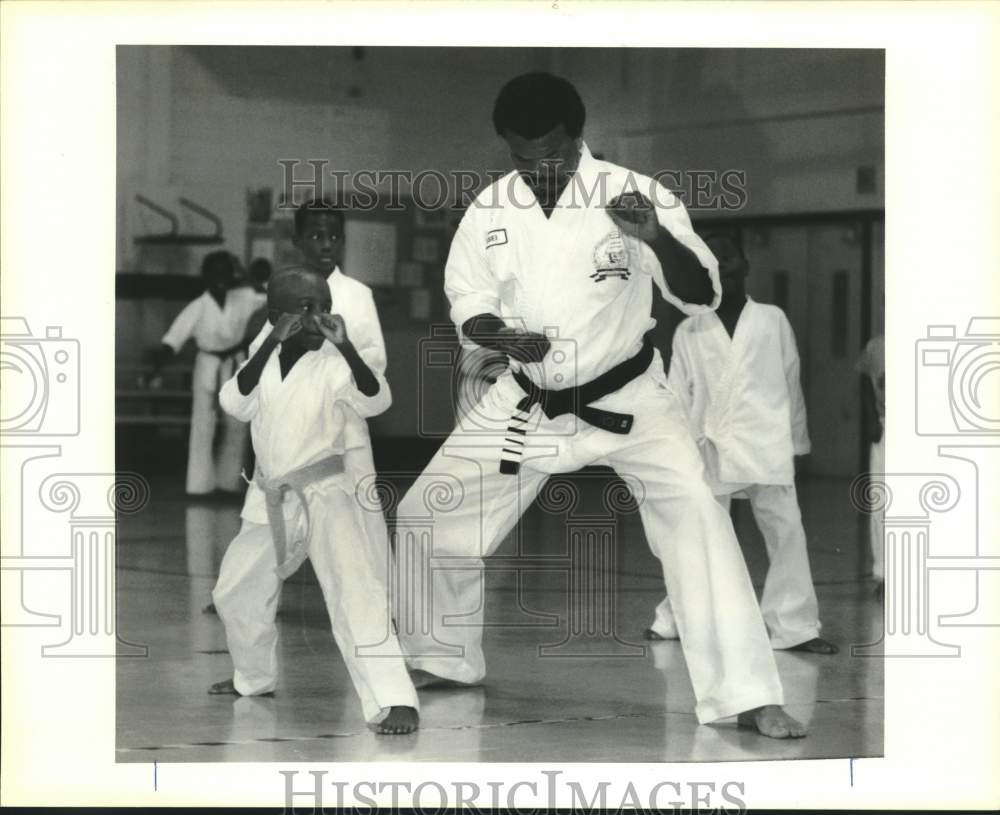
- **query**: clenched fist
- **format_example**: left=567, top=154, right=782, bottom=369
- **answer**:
left=606, top=191, right=660, bottom=244
left=270, top=313, right=304, bottom=342
left=319, top=313, right=349, bottom=346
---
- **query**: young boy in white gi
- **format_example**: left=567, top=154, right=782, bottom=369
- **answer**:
left=393, top=73, right=805, bottom=738
left=147, top=251, right=265, bottom=496
left=209, top=267, right=419, bottom=735
left=646, top=232, right=837, bottom=655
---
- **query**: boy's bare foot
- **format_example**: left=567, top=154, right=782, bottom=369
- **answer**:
left=409, top=669, right=480, bottom=690
left=736, top=705, right=807, bottom=739
left=208, top=679, right=240, bottom=695
left=643, top=627, right=676, bottom=641
left=788, top=637, right=839, bottom=655
left=376, top=706, right=419, bottom=735
left=207, top=679, right=273, bottom=697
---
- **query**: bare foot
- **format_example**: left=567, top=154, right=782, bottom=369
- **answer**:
left=643, top=627, right=676, bottom=641
left=376, top=706, right=419, bottom=735
left=207, top=679, right=273, bottom=697
left=208, top=678, right=239, bottom=695
left=788, top=637, right=839, bottom=655
left=409, top=669, right=480, bottom=690
left=737, top=705, right=807, bottom=739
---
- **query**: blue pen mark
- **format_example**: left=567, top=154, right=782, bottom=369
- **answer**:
left=154, top=761, right=158, bottom=792
left=849, top=757, right=855, bottom=787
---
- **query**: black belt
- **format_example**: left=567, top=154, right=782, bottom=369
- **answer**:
left=500, top=335, right=654, bottom=475
left=199, top=342, right=245, bottom=359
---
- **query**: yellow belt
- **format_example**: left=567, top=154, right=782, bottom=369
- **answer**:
left=254, top=454, right=346, bottom=579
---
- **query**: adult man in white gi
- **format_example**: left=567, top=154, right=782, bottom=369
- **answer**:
left=646, top=232, right=838, bottom=655
left=149, top=251, right=265, bottom=496
left=393, top=73, right=805, bottom=738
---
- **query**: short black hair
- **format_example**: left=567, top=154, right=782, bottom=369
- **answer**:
left=248, top=257, right=273, bottom=283
left=492, top=72, right=586, bottom=139
left=294, top=198, right=346, bottom=237
left=200, top=250, right=236, bottom=279
left=267, top=265, right=330, bottom=306
left=702, top=229, right=746, bottom=259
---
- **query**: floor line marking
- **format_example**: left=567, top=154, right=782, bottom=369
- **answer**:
left=116, top=710, right=659, bottom=754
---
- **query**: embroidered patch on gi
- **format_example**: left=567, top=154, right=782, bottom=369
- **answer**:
left=486, top=228, right=508, bottom=249
left=591, top=230, right=631, bottom=281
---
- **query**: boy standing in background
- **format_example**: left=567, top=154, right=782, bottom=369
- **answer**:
left=647, top=232, right=837, bottom=655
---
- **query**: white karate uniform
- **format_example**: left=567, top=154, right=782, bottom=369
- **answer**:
left=856, top=335, right=885, bottom=581
left=212, top=340, right=418, bottom=724
left=393, top=145, right=785, bottom=725
left=244, top=266, right=388, bottom=532
left=162, top=286, right=265, bottom=494
left=650, top=298, right=821, bottom=649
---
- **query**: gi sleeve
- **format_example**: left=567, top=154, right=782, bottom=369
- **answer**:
left=219, top=362, right=260, bottom=423
left=161, top=297, right=203, bottom=353
left=341, top=372, right=393, bottom=419
left=666, top=326, right=695, bottom=423
left=351, top=289, right=388, bottom=376
left=642, top=184, right=722, bottom=316
left=779, top=312, right=811, bottom=455
left=445, top=208, right=501, bottom=332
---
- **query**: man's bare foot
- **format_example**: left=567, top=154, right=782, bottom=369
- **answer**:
left=207, top=679, right=273, bottom=697
left=736, top=705, right=807, bottom=739
left=787, top=637, right=839, bottom=655
left=643, top=627, right=677, bottom=641
left=409, top=669, right=480, bottom=690
left=376, top=706, right=419, bottom=735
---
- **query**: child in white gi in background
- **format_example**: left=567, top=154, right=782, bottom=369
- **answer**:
left=646, top=232, right=838, bottom=655
left=208, top=267, right=419, bottom=735
left=146, top=250, right=265, bottom=496
left=856, top=334, right=886, bottom=599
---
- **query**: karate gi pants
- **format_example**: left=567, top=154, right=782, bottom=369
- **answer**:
left=652, top=484, right=821, bottom=649
left=869, top=428, right=885, bottom=581
left=393, top=370, right=784, bottom=724
left=187, top=351, right=250, bottom=495
left=212, top=483, right=419, bottom=724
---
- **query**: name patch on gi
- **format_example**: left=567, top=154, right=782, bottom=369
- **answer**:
left=591, top=230, right=631, bottom=282
left=486, top=229, right=508, bottom=249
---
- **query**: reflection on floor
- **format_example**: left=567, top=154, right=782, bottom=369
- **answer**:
left=116, top=470, right=883, bottom=763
